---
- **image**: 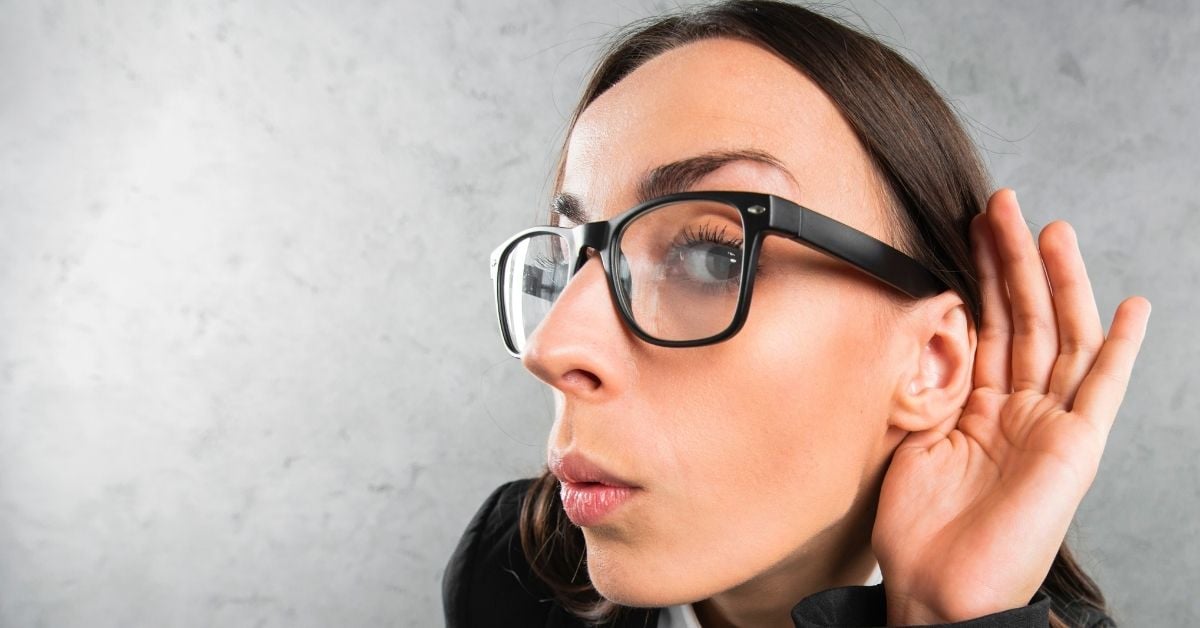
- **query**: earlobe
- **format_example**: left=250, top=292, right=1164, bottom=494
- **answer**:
left=888, top=293, right=977, bottom=434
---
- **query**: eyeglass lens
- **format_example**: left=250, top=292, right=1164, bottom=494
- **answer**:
left=501, top=199, right=746, bottom=353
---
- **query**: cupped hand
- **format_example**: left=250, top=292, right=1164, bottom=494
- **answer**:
left=871, top=188, right=1152, bottom=625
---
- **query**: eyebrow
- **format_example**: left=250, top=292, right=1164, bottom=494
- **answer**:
left=550, top=148, right=797, bottom=226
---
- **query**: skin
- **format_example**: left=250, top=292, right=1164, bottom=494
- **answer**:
left=519, top=38, right=1151, bottom=627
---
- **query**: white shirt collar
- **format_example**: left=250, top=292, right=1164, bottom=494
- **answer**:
left=657, top=562, right=883, bottom=628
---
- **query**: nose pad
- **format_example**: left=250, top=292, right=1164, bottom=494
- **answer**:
left=562, top=249, right=605, bottom=304
left=575, top=245, right=600, bottom=273
left=562, top=247, right=607, bottom=299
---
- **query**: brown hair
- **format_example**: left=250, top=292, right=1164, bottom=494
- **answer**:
left=518, top=1, right=1112, bottom=626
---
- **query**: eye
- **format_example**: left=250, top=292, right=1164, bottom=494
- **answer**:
left=671, top=240, right=740, bottom=282
left=664, top=224, right=744, bottom=293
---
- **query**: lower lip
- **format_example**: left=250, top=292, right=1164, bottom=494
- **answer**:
left=560, top=482, right=638, bottom=527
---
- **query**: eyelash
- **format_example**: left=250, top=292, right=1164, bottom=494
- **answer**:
left=529, top=225, right=766, bottom=276
left=677, top=223, right=766, bottom=277
left=531, top=253, right=565, bottom=270
left=677, top=223, right=742, bottom=248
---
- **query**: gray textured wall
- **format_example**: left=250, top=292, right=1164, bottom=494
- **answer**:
left=0, top=1, right=1195, bottom=626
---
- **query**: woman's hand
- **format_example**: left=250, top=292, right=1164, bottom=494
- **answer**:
left=872, top=188, right=1152, bottom=625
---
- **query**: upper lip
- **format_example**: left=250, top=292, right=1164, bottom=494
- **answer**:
left=549, top=450, right=638, bottom=488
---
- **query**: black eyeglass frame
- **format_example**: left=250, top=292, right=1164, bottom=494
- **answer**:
left=489, top=190, right=948, bottom=357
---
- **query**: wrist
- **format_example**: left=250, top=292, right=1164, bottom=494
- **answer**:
left=885, top=592, right=946, bottom=626
left=885, top=590, right=1032, bottom=626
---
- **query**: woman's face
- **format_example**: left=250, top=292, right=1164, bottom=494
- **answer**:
left=521, top=38, right=919, bottom=606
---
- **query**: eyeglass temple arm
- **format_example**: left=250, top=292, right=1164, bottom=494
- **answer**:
left=768, top=197, right=947, bottom=299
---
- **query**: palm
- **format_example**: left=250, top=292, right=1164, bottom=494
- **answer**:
left=871, top=189, right=1151, bottom=624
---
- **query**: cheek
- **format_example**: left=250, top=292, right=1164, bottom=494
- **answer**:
left=739, top=265, right=891, bottom=455
left=726, top=290, right=883, bottom=508
left=584, top=275, right=893, bottom=604
left=660, top=284, right=884, bottom=548
left=724, top=281, right=887, bottom=512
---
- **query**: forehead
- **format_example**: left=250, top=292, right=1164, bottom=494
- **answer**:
left=562, top=37, right=885, bottom=235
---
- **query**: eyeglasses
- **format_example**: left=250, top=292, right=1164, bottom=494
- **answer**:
left=489, top=190, right=947, bottom=357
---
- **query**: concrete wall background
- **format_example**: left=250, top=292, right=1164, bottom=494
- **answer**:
left=1, top=1, right=1196, bottom=626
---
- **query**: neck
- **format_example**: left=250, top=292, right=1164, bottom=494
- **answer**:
left=691, top=465, right=887, bottom=628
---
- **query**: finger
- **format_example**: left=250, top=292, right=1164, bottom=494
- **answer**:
left=1039, top=220, right=1105, bottom=408
left=987, top=189, right=1059, bottom=392
left=970, top=210, right=1012, bottom=392
left=1072, top=296, right=1152, bottom=436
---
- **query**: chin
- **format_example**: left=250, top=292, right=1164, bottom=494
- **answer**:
left=591, top=575, right=675, bottom=608
left=585, top=550, right=698, bottom=608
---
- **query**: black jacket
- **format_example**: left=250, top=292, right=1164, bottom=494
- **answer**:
left=443, top=479, right=1116, bottom=627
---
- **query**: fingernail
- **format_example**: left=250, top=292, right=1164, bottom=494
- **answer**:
left=1010, top=189, right=1023, bottom=219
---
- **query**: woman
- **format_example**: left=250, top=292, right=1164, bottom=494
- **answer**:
left=444, top=1, right=1151, bottom=626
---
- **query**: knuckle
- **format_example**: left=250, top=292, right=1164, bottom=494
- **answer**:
left=1095, top=369, right=1128, bottom=389
left=1060, top=337, right=1102, bottom=356
left=1013, top=310, right=1056, bottom=335
left=1006, top=248, right=1032, bottom=266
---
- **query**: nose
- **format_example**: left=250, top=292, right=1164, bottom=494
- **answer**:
left=520, top=251, right=634, bottom=399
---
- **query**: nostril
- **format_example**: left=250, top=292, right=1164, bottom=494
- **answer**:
left=562, top=369, right=601, bottom=389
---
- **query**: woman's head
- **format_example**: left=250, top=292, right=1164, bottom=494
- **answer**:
left=523, top=34, right=977, bottom=604
left=514, top=1, right=1104, bottom=625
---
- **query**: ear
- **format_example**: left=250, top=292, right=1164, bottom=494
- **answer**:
left=887, top=290, right=978, bottom=433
